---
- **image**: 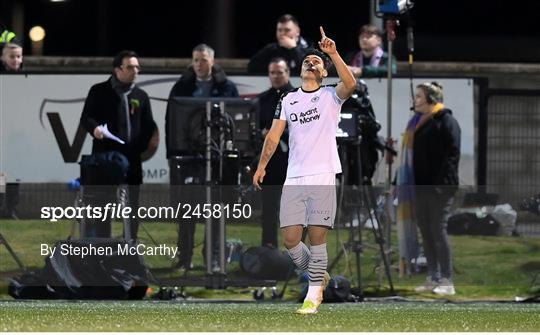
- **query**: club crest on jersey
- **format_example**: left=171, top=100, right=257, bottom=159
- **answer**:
left=311, top=96, right=320, bottom=103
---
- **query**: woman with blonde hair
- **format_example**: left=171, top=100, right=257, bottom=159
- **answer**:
left=397, top=82, right=461, bottom=295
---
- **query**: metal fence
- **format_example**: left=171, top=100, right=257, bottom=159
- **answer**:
left=485, top=90, right=540, bottom=234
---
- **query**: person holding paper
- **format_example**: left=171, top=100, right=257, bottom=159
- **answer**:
left=80, top=50, right=155, bottom=240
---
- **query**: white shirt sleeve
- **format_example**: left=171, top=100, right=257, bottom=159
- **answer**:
left=331, top=86, right=346, bottom=106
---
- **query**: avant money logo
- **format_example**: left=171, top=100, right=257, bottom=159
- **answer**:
left=298, top=107, right=320, bottom=124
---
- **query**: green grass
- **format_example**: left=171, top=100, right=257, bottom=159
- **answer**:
left=1, top=219, right=540, bottom=300
left=1, top=220, right=539, bottom=331
left=0, top=300, right=538, bottom=332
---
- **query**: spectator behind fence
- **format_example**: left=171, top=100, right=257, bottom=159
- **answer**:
left=0, top=41, right=23, bottom=72
left=256, top=58, right=293, bottom=248
left=345, top=24, right=396, bottom=78
left=248, top=14, right=310, bottom=75
left=396, top=82, right=461, bottom=296
left=80, top=50, right=156, bottom=240
left=166, top=43, right=239, bottom=272
left=168, top=44, right=239, bottom=99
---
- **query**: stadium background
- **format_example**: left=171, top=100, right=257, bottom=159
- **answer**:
left=1, top=0, right=539, bottom=331
left=1, top=0, right=540, bottom=63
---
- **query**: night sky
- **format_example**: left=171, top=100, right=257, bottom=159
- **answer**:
left=2, top=0, right=540, bottom=62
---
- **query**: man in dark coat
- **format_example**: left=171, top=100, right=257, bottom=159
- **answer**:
left=80, top=50, right=155, bottom=240
left=256, top=57, right=293, bottom=247
left=168, top=44, right=238, bottom=99
left=166, top=44, right=239, bottom=271
left=248, top=14, right=310, bottom=76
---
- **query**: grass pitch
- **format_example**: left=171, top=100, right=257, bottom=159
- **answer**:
left=1, top=220, right=539, bottom=331
left=1, top=300, right=539, bottom=332
left=2, top=220, right=540, bottom=300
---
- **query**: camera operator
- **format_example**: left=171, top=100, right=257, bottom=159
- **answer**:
left=398, top=82, right=461, bottom=296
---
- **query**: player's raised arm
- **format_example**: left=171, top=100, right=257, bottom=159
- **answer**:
left=318, top=26, right=356, bottom=100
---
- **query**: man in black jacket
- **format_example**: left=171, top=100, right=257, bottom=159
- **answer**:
left=248, top=14, right=310, bottom=75
left=168, top=44, right=238, bottom=99
left=166, top=43, right=239, bottom=271
left=80, top=50, right=155, bottom=240
left=257, top=58, right=293, bottom=247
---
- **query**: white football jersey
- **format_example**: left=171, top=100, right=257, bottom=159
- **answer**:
left=274, top=85, right=345, bottom=178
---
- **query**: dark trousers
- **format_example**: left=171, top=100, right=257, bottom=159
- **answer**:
left=126, top=185, right=140, bottom=240
left=415, top=189, right=454, bottom=280
left=82, top=184, right=140, bottom=240
left=177, top=218, right=196, bottom=266
left=261, top=185, right=281, bottom=248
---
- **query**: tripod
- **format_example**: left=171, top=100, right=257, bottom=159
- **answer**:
left=328, top=137, right=395, bottom=297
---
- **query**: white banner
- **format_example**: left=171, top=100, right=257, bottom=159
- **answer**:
left=0, top=74, right=474, bottom=184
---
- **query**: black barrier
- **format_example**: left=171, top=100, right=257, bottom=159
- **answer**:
left=9, top=239, right=148, bottom=299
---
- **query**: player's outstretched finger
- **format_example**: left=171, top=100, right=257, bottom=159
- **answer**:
left=320, top=26, right=326, bottom=38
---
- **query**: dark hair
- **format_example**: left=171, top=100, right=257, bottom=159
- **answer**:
left=359, top=24, right=383, bottom=38
left=277, top=14, right=299, bottom=26
left=417, top=81, right=444, bottom=104
left=302, top=48, right=331, bottom=70
left=269, top=57, right=289, bottom=68
left=112, top=50, right=138, bottom=68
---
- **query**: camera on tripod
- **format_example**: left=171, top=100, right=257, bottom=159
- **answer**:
left=339, top=81, right=381, bottom=141
left=332, top=81, right=396, bottom=296
left=165, top=97, right=260, bottom=186
left=337, top=81, right=383, bottom=185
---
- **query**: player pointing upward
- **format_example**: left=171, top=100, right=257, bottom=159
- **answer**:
left=253, top=26, right=356, bottom=314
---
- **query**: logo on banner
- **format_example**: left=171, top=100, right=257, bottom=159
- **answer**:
left=39, top=98, right=87, bottom=163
